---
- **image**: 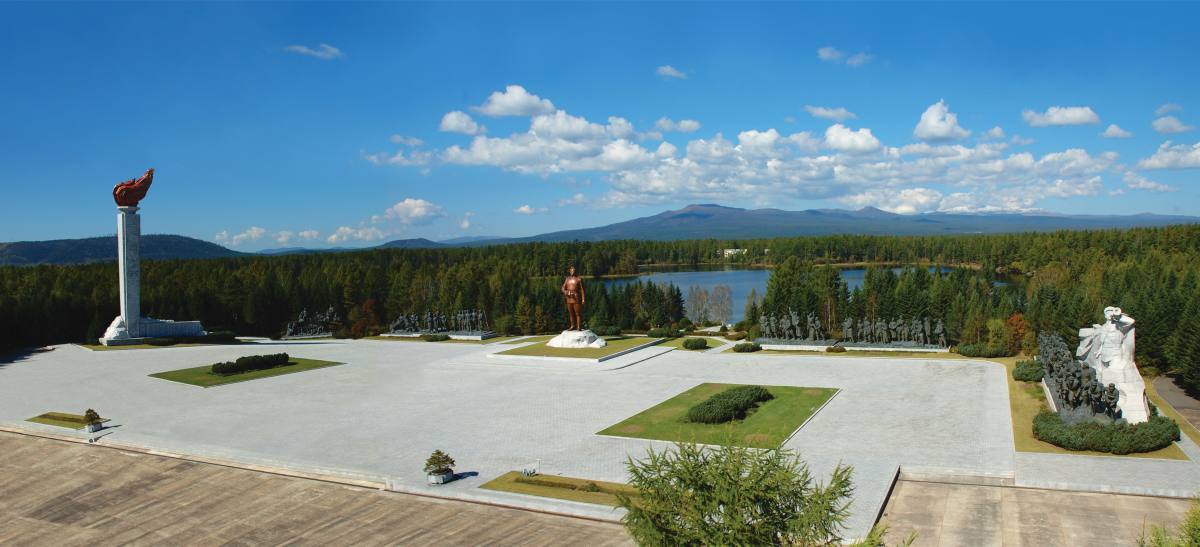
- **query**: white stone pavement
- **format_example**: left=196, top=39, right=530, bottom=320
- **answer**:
left=1, top=339, right=1197, bottom=540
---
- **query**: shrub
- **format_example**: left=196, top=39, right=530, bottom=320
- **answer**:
left=955, top=342, right=1010, bottom=358
left=686, top=385, right=774, bottom=424
left=1140, top=498, right=1200, bottom=547
left=83, top=408, right=102, bottom=425
left=719, top=325, right=728, bottom=333
left=723, top=332, right=746, bottom=341
left=826, top=345, right=847, bottom=353
left=211, top=353, right=290, bottom=375
left=747, top=324, right=762, bottom=341
left=682, top=338, right=708, bottom=350
left=732, top=342, right=761, bottom=353
left=1140, top=366, right=1162, bottom=379
left=423, top=450, right=456, bottom=475
left=580, top=481, right=602, bottom=493
left=422, top=333, right=451, bottom=342
left=592, top=325, right=622, bottom=336
left=1012, top=359, right=1044, bottom=382
left=1032, top=410, right=1180, bottom=454
left=493, top=315, right=515, bottom=335
left=647, top=328, right=680, bottom=338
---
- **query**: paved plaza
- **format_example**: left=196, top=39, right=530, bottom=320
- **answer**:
left=1, top=338, right=1198, bottom=540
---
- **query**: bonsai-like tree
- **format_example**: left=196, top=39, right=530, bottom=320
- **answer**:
left=618, top=441, right=859, bottom=546
left=423, top=450, right=456, bottom=475
left=83, top=409, right=102, bottom=425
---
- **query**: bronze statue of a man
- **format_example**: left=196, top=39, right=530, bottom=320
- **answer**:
left=562, top=266, right=586, bottom=331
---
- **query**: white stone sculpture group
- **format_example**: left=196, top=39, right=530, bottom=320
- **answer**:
left=1076, top=306, right=1149, bottom=424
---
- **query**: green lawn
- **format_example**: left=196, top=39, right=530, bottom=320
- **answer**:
left=479, top=471, right=638, bottom=507
left=27, top=412, right=91, bottom=430
left=494, top=335, right=661, bottom=359
left=598, top=383, right=838, bottom=448
left=149, top=358, right=343, bottom=387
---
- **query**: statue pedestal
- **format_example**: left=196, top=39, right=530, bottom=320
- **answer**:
left=547, top=330, right=607, bottom=349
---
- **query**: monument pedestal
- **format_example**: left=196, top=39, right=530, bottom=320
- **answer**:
left=546, top=330, right=607, bottom=349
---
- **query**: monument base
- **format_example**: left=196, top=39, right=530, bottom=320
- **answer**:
left=100, top=316, right=207, bottom=346
left=546, top=330, right=607, bottom=349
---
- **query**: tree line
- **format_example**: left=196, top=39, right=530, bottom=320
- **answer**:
left=1, top=224, right=1197, bottom=393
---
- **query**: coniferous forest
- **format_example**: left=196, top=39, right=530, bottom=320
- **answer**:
left=1, top=225, right=1198, bottom=390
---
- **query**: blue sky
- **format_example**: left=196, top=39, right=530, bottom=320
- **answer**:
left=1, top=2, right=1198, bottom=250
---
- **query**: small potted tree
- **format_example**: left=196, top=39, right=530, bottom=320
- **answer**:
left=83, top=409, right=103, bottom=433
left=424, top=450, right=456, bottom=485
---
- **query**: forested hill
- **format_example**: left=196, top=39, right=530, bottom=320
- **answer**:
left=469, top=204, right=1200, bottom=244
left=0, top=235, right=244, bottom=266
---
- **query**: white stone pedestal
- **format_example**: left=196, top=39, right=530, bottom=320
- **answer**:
left=546, top=330, right=607, bottom=348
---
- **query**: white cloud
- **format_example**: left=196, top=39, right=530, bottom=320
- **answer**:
left=390, top=135, right=424, bottom=146
left=1137, top=141, right=1200, bottom=169
left=473, top=85, right=555, bottom=117
left=439, top=111, right=485, bottom=135
left=514, top=204, right=548, bottom=215
left=913, top=100, right=970, bottom=141
left=656, top=65, right=687, bottom=79
left=983, top=126, right=1006, bottom=140
left=459, top=212, right=474, bottom=230
left=214, top=226, right=266, bottom=247
left=817, top=46, right=844, bottom=61
left=824, top=124, right=881, bottom=152
left=654, top=117, right=702, bottom=133
left=384, top=198, right=446, bottom=225
left=558, top=193, right=587, bottom=206
left=1022, top=106, right=1100, bottom=126
left=1101, top=124, right=1132, bottom=138
left=840, top=187, right=943, bottom=214
left=282, top=43, right=343, bottom=60
left=1156, top=103, right=1183, bottom=116
left=364, top=149, right=432, bottom=167
left=327, top=226, right=385, bottom=244
left=298, top=230, right=320, bottom=240
left=846, top=52, right=873, bottom=67
left=1152, top=116, right=1195, bottom=134
left=1123, top=171, right=1174, bottom=192
left=1011, top=135, right=1035, bottom=146
left=804, top=105, right=856, bottom=122
left=275, top=231, right=294, bottom=245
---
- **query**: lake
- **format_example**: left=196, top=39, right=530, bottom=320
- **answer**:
left=602, top=266, right=947, bottom=324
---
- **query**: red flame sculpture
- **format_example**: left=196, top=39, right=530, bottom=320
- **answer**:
left=112, top=168, right=154, bottom=207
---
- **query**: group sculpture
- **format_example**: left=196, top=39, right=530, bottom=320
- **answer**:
left=388, top=309, right=491, bottom=335
left=1041, top=307, right=1150, bottom=424
left=759, top=309, right=946, bottom=348
left=283, top=306, right=340, bottom=338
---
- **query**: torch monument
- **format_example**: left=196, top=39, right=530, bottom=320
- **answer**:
left=100, top=168, right=207, bottom=345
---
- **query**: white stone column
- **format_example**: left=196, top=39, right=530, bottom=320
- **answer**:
left=117, top=206, right=141, bottom=338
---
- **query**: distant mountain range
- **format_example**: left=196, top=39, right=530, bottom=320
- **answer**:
left=4, top=204, right=1198, bottom=265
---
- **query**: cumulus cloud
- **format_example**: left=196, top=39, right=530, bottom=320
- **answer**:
left=283, top=43, right=343, bottom=60
left=1101, top=124, right=1132, bottom=138
left=841, top=187, right=943, bottom=214
left=473, top=85, right=555, bottom=117
left=1152, top=116, right=1195, bottom=134
left=1123, top=171, right=1173, bottom=192
left=846, top=52, right=873, bottom=67
left=275, top=231, right=294, bottom=245
left=654, top=117, right=701, bottom=133
left=390, top=135, right=424, bottom=146
left=818, top=46, right=872, bottom=67
left=214, top=226, right=267, bottom=247
left=558, top=193, right=587, bottom=206
left=1156, top=103, right=1183, bottom=116
left=656, top=65, right=687, bottom=79
left=1137, top=141, right=1200, bottom=169
left=983, top=126, right=1006, bottom=140
left=384, top=198, right=446, bottom=225
left=327, top=226, right=385, bottom=244
left=459, top=212, right=474, bottom=230
left=824, top=124, right=881, bottom=153
left=439, top=111, right=485, bottom=135
left=817, top=46, right=844, bottom=61
left=299, top=230, right=320, bottom=240
left=804, top=105, right=856, bottom=122
left=1011, top=134, right=1035, bottom=146
left=913, top=100, right=970, bottom=141
left=514, top=204, right=548, bottom=215
left=1022, top=106, right=1100, bottom=126
left=364, top=149, right=433, bottom=167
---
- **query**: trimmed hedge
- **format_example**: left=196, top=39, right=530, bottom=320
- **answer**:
left=422, top=333, right=451, bottom=342
left=682, top=338, right=709, bottom=350
left=1032, top=410, right=1180, bottom=454
left=646, top=328, right=681, bottom=338
left=211, top=353, right=290, bottom=376
left=686, top=385, right=774, bottom=424
left=955, top=342, right=1011, bottom=358
left=732, top=342, right=761, bottom=353
left=723, top=332, right=747, bottom=341
left=1012, top=359, right=1044, bottom=382
left=592, top=325, right=622, bottom=336
left=827, top=345, right=847, bottom=353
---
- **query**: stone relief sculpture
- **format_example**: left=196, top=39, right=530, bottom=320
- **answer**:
left=1076, top=306, right=1149, bottom=424
left=758, top=310, right=947, bottom=348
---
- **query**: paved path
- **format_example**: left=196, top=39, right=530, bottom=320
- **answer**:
left=1155, top=375, right=1200, bottom=431
left=880, top=480, right=1192, bottom=546
left=0, top=432, right=631, bottom=546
